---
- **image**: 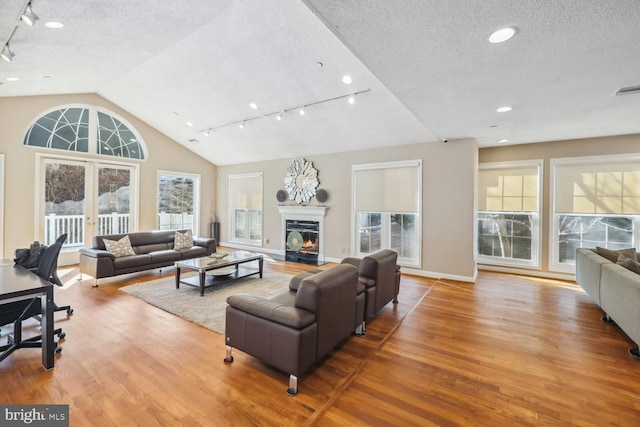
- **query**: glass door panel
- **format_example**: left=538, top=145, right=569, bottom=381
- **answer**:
left=97, top=166, right=131, bottom=235
left=43, top=160, right=87, bottom=248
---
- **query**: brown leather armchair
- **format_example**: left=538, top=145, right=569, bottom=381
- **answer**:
left=224, top=264, right=360, bottom=395
left=341, top=249, right=401, bottom=334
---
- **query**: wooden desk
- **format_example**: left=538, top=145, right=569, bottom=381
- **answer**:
left=0, top=261, right=55, bottom=370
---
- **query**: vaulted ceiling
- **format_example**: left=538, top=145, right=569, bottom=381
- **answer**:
left=2, top=0, right=639, bottom=165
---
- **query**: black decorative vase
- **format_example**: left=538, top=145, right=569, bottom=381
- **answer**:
left=210, top=222, right=220, bottom=247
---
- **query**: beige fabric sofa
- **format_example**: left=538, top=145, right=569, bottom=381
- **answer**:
left=575, top=247, right=640, bottom=358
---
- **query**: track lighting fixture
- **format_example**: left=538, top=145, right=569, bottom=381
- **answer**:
left=21, top=3, right=40, bottom=26
left=197, top=88, right=370, bottom=134
left=1, top=44, right=15, bottom=63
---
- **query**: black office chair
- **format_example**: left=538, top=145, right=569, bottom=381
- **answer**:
left=0, top=299, right=48, bottom=362
left=1, top=243, right=66, bottom=362
left=44, top=234, right=73, bottom=316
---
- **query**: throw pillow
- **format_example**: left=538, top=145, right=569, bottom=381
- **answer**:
left=596, top=246, right=636, bottom=263
left=103, top=235, right=136, bottom=257
left=174, top=229, right=193, bottom=250
left=617, top=255, right=640, bottom=275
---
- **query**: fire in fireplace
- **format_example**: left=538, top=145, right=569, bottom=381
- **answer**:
left=285, top=219, right=319, bottom=265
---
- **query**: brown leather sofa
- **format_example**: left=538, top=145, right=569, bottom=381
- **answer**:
left=79, top=230, right=216, bottom=286
left=341, top=249, right=401, bottom=334
left=224, top=263, right=360, bottom=395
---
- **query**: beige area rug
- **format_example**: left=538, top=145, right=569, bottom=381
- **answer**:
left=120, top=271, right=292, bottom=334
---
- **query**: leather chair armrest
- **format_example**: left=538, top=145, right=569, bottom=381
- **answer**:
left=341, top=257, right=362, bottom=268
left=227, top=294, right=316, bottom=329
left=79, top=247, right=115, bottom=260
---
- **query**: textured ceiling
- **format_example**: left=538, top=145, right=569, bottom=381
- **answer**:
left=1, top=0, right=639, bottom=165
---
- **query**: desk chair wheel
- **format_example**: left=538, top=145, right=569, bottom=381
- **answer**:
left=55, top=346, right=62, bottom=354
left=58, top=331, right=66, bottom=340
left=67, top=308, right=74, bottom=315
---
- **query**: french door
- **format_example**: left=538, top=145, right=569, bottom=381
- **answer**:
left=37, top=155, right=138, bottom=265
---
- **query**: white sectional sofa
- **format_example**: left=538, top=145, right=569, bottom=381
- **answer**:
left=575, top=247, right=640, bottom=358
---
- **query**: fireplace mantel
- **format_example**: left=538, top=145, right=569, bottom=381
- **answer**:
left=276, top=205, right=328, bottom=217
left=277, top=205, right=328, bottom=264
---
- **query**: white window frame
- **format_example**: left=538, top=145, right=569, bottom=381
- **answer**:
left=477, top=159, right=543, bottom=269
left=35, top=152, right=140, bottom=266
left=549, top=153, right=640, bottom=273
left=351, top=160, right=422, bottom=268
left=156, top=170, right=201, bottom=236
left=24, top=104, right=148, bottom=160
left=228, top=172, right=263, bottom=247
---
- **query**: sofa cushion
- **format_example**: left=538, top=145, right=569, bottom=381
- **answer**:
left=617, top=255, right=640, bottom=275
left=227, top=294, right=316, bottom=329
left=596, top=246, right=636, bottom=263
left=113, top=254, right=152, bottom=269
left=103, top=235, right=136, bottom=257
left=149, top=250, right=181, bottom=264
left=175, top=229, right=193, bottom=250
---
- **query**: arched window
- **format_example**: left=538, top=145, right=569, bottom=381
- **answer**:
left=24, top=106, right=146, bottom=160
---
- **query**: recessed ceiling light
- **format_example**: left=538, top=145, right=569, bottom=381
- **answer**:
left=348, top=95, right=355, bottom=105
left=276, top=111, right=283, bottom=121
left=299, top=107, right=306, bottom=116
left=6, top=77, right=20, bottom=82
left=496, top=106, right=512, bottom=113
left=239, top=121, right=245, bottom=129
left=489, top=27, right=517, bottom=44
left=186, top=121, right=194, bottom=127
left=342, top=75, right=352, bottom=85
left=249, top=102, right=258, bottom=109
left=45, top=21, right=64, bottom=29
left=497, top=139, right=509, bottom=143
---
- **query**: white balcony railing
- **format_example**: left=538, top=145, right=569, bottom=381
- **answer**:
left=44, top=212, right=194, bottom=247
left=44, top=213, right=130, bottom=247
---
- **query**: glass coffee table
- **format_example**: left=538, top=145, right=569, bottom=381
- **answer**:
left=175, top=251, right=264, bottom=296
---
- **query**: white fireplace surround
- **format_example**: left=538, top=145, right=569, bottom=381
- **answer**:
left=277, top=205, right=328, bottom=263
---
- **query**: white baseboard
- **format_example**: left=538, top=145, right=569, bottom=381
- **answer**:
left=479, top=264, right=576, bottom=282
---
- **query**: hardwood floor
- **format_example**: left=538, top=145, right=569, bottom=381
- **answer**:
left=2, top=254, right=640, bottom=426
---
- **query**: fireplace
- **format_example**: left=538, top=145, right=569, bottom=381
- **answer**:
left=286, top=220, right=319, bottom=264
left=277, top=206, right=327, bottom=265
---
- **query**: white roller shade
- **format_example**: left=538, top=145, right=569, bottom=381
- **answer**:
left=554, top=160, right=640, bottom=214
left=229, top=173, right=262, bottom=210
left=354, top=161, right=420, bottom=213
left=478, top=165, right=539, bottom=212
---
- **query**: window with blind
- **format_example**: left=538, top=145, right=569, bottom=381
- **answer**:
left=477, top=160, right=542, bottom=268
left=229, top=173, right=263, bottom=246
left=550, top=155, right=640, bottom=272
left=352, top=160, right=421, bottom=267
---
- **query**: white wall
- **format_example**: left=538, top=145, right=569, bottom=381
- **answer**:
left=217, top=139, right=478, bottom=282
